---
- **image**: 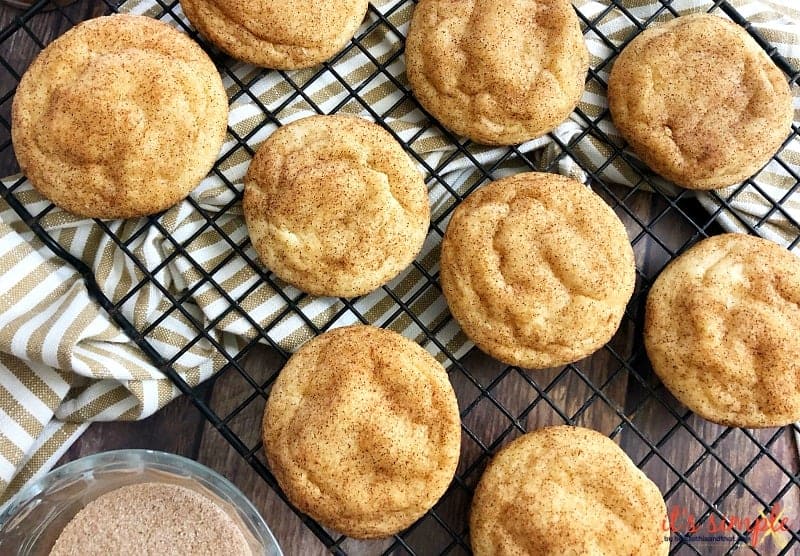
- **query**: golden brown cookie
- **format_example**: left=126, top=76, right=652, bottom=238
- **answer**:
left=243, top=115, right=430, bottom=298
left=11, top=14, right=228, bottom=219
left=179, top=0, right=369, bottom=69
left=645, top=233, right=800, bottom=428
left=470, top=426, right=669, bottom=555
left=405, top=0, right=588, bottom=146
left=607, top=14, right=793, bottom=190
left=440, top=172, right=636, bottom=369
left=262, top=325, right=461, bottom=539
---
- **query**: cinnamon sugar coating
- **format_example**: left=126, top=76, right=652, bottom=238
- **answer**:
left=645, top=233, right=800, bottom=427
left=262, top=325, right=461, bottom=538
left=12, top=15, right=228, bottom=219
left=608, top=14, right=793, bottom=190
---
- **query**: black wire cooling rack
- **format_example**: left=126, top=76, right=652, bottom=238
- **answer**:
left=1, top=1, right=800, bottom=554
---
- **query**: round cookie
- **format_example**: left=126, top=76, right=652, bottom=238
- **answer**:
left=440, top=172, right=636, bottom=369
left=179, top=0, right=369, bottom=69
left=262, top=325, right=461, bottom=539
left=405, top=0, right=588, bottom=146
left=607, top=14, right=793, bottom=190
left=645, top=233, right=800, bottom=428
left=470, top=426, right=669, bottom=555
left=243, top=115, right=430, bottom=298
left=11, top=14, right=228, bottom=219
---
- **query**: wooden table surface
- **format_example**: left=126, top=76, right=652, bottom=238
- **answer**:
left=1, top=2, right=798, bottom=556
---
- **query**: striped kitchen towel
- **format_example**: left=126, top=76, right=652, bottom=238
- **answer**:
left=0, top=0, right=798, bottom=503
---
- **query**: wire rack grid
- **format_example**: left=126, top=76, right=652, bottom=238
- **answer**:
left=1, top=0, right=799, bottom=555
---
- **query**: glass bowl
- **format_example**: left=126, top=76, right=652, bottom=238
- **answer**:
left=0, top=449, right=282, bottom=555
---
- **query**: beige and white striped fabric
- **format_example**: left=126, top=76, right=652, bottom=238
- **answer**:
left=0, top=0, right=798, bottom=503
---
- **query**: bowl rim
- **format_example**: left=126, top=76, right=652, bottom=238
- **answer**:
left=0, top=449, right=282, bottom=555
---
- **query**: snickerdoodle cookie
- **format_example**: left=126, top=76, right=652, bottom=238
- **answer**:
left=405, top=0, right=588, bottom=145
left=645, top=233, right=800, bottom=428
left=470, top=426, right=669, bottom=555
left=179, top=0, right=369, bottom=69
left=262, top=325, right=461, bottom=539
left=608, top=14, right=793, bottom=190
left=440, top=172, right=635, bottom=369
left=11, top=14, right=228, bottom=219
left=243, top=115, right=429, bottom=298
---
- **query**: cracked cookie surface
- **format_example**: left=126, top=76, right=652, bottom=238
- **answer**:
left=608, top=13, right=793, bottom=190
left=179, top=0, right=369, bottom=69
left=11, top=14, right=228, bottom=219
left=470, top=426, right=669, bottom=556
left=405, top=0, right=588, bottom=145
left=262, top=325, right=461, bottom=539
left=645, top=233, right=800, bottom=427
left=244, top=115, right=429, bottom=298
left=440, top=172, right=635, bottom=369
